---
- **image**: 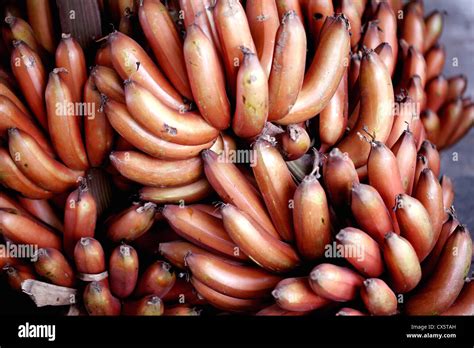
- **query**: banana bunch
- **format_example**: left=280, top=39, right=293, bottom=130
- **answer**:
left=0, top=0, right=472, bottom=316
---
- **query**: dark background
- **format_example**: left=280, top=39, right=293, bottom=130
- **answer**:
left=428, top=0, right=474, bottom=230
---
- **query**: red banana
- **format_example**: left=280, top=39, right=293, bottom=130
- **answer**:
left=83, top=280, right=121, bottom=316
left=367, top=140, right=403, bottom=232
left=10, top=40, right=47, bottom=130
left=394, top=194, right=435, bottom=261
left=323, top=148, right=359, bottom=209
left=104, top=100, right=213, bottom=160
left=83, top=76, right=114, bottom=167
left=337, top=48, right=394, bottom=168
left=335, top=227, right=384, bottom=277
left=401, top=3, right=425, bottom=53
left=425, top=75, right=448, bottom=113
left=232, top=48, right=268, bottom=138
left=0, top=208, right=61, bottom=249
left=374, top=1, right=398, bottom=66
left=319, top=71, right=349, bottom=151
left=159, top=240, right=225, bottom=270
left=446, top=74, right=467, bottom=102
left=180, top=0, right=222, bottom=55
left=278, top=125, right=311, bottom=161
left=125, top=80, right=219, bottom=146
left=0, top=148, right=53, bottom=199
left=440, top=175, right=454, bottom=211
left=383, top=232, right=421, bottom=293
left=221, top=204, right=300, bottom=273
left=350, top=183, right=394, bottom=244
left=139, top=178, right=212, bottom=205
left=252, top=138, right=296, bottom=241
left=162, top=204, right=249, bottom=262
left=91, top=65, right=125, bottom=103
left=106, top=202, right=156, bottom=242
left=33, top=247, right=75, bottom=287
left=55, top=34, right=87, bottom=103
left=405, top=225, right=472, bottom=315
left=0, top=95, right=52, bottom=154
left=202, top=149, right=278, bottom=238
left=109, top=151, right=203, bottom=187
left=293, top=164, right=331, bottom=260
left=63, top=182, right=97, bottom=257
left=421, top=210, right=459, bottom=278
left=441, top=280, right=474, bottom=316
left=214, top=0, right=257, bottom=96
left=108, top=31, right=186, bottom=110
left=45, top=68, right=89, bottom=170
left=122, top=295, right=164, bottom=316
left=109, top=244, right=139, bottom=299
left=424, top=10, right=444, bottom=52
left=26, top=0, right=56, bottom=53
left=74, top=237, right=106, bottom=275
left=183, top=24, right=231, bottom=130
left=191, top=276, right=263, bottom=312
left=309, top=263, right=364, bottom=302
left=425, top=44, right=446, bottom=81
left=138, top=0, right=192, bottom=99
left=276, top=14, right=350, bottom=125
left=360, top=278, right=398, bottom=316
left=267, top=10, right=306, bottom=121
left=413, top=154, right=429, bottom=191
left=185, top=252, right=281, bottom=299
left=272, top=277, right=331, bottom=312
left=246, top=0, right=279, bottom=77
left=135, top=261, right=176, bottom=297
left=391, top=129, right=417, bottom=195
left=18, top=197, right=63, bottom=232
left=414, top=168, right=444, bottom=241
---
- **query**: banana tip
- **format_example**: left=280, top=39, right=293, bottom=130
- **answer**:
left=271, top=289, right=280, bottom=300
left=183, top=251, right=193, bottom=265
left=334, top=13, right=350, bottom=31
left=136, top=202, right=157, bottom=214
left=201, top=149, right=214, bottom=161
left=4, top=15, right=15, bottom=25
left=90, top=281, right=103, bottom=292
left=7, top=127, right=19, bottom=136
left=328, top=147, right=343, bottom=159
left=363, top=279, right=374, bottom=288
left=309, top=269, right=321, bottom=281
left=147, top=296, right=161, bottom=305
left=384, top=231, right=396, bottom=240
left=351, top=181, right=360, bottom=191
left=11, top=39, right=23, bottom=48
left=161, top=261, right=172, bottom=272
left=80, top=237, right=92, bottom=246
left=281, top=10, right=297, bottom=24
left=418, top=154, right=428, bottom=165
left=119, top=244, right=132, bottom=256
left=52, top=67, right=69, bottom=75
left=335, top=230, right=347, bottom=242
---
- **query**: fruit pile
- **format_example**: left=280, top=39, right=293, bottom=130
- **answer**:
left=0, top=0, right=472, bottom=316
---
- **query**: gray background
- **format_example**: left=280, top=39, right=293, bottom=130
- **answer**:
left=426, top=0, right=474, bottom=229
